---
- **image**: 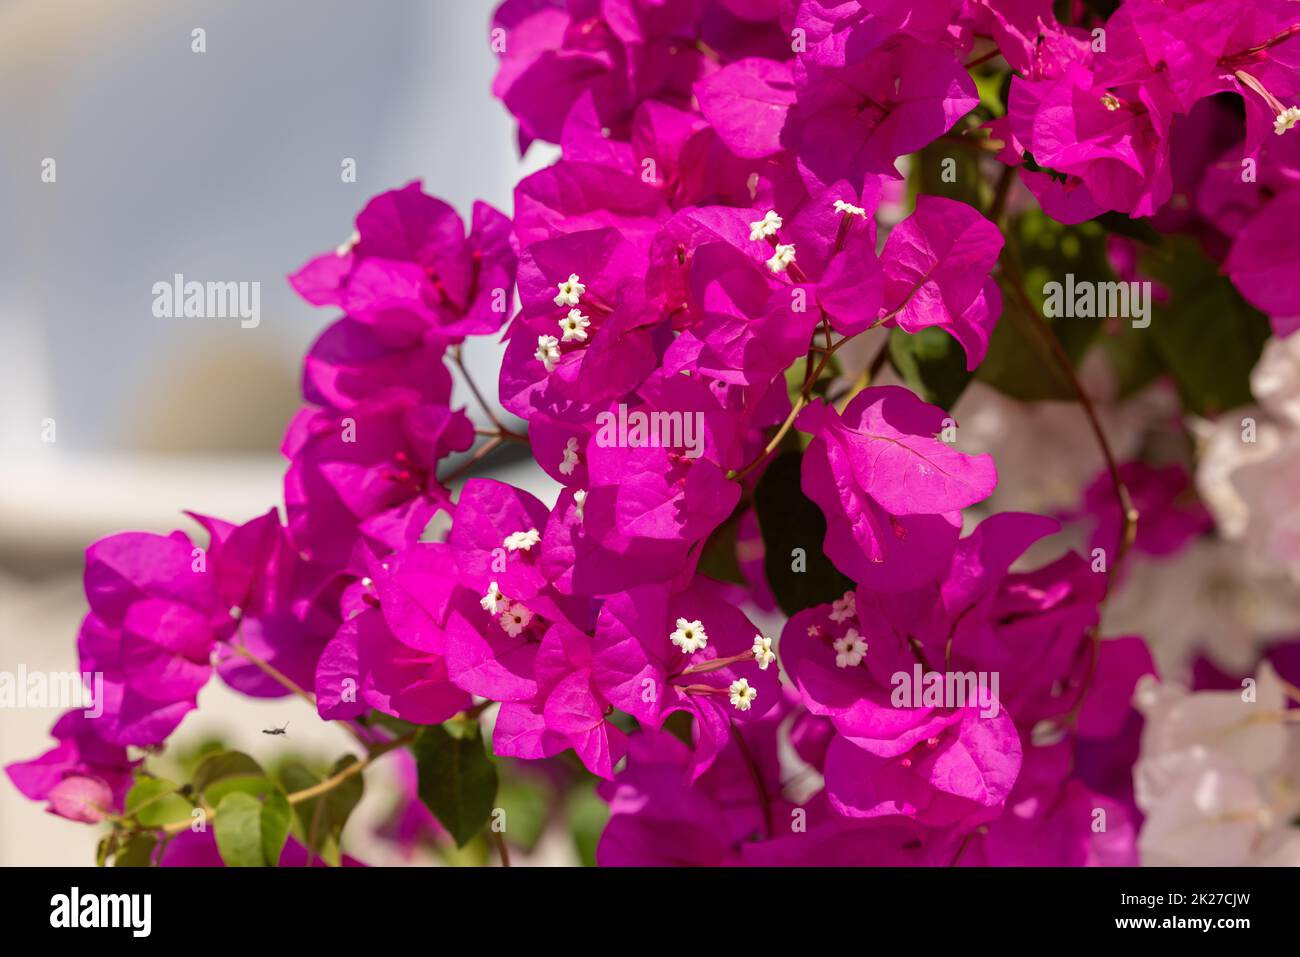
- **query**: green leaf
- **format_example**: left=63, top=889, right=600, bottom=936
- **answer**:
left=213, top=793, right=264, bottom=867
left=753, top=452, right=856, bottom=616
left=888, top=326, right=974, bottom=409
left=566, top=783, right=610, bottom=868
left=96, top=833, right=117, bottom=867
left=280, top=756, right=364, bottom=863
left=414, top=725, right=499, bottom=848
left=192, top=750, right=267, bottom=805
left=694, top=507, right=746, bottom=586
left=494, top=772, right=549, bottom=853
left=213, top=788, right=291, bottom=867
left=978, top=210, right=1109, bottom=402
left=114, top=834, right=157, bottom=868
left=125, top=776, right=191, bottom=827
left=260, top=789, right=292, bottom=867
left=976, top=276, right=1078, bottom=401
left=912, top=142, right=988, bottom=209
left=1101, top=326, right=1166, bottom=399
left=1140, top=236, right=1271, bottom=415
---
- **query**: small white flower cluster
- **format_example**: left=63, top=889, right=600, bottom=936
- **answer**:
left=481, top=580, right=534, bottom=638
left=537, top=273, right=590, bottom=372
left=668, top=619, right=769, bottom=711
left=559, top=436, right=580, bottom=476
left=748, top=209, right=798, bottom=274
left=503, top=528, right=540, bottom=552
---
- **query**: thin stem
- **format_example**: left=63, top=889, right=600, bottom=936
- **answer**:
left=964, top=47, right=1002, bottom=70
left=439, top=435, right=505, bottom=483
left=225, top=637, right=314, bottom=705
left=988, top=163, right=1016, bottom=225
left=998, top=242, right=1137, bottom=729
left=491, top=829, right=512, bottom=867
left=222, top=625, right=376, bottom=751
left=450, top=344, right=527, bottom=443
left=159, top=732, right=416, bottom=836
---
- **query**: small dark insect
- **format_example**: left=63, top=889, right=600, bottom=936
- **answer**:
left=262, top=722, right=290, bottom=736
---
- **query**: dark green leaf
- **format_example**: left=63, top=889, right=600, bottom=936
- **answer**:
left=113, top=834, right=157, bottom=868
left=1101, top=326, right=1166, bottom=399
left=494, top=773, right=549, bottom=853
left=566, top=783, right=609, bottom=869
left=280, top=756, right=364, bottom=862
left=96, top=833, right=117, bottom=867
left=1141, top=236, right=1271, bottom=415
left=888, top=326, right=974, bottom=409
left=694, top=507, right=746, bottom=585
left=912, top=143, right=988, bottom=209
left=414, top=725, right=498, bottom=848
left=976, top=276, right=1078, bottom=400
left=192, top=748, right=275, bottom=808
left=753, top=452, right=856, bottom=616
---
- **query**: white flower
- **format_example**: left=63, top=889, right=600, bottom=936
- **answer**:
left=833, top=629, right=867, bottom=668
left=479, top=581, right=506, bottom=615
left=573, top=488, right=587, bottom=522
left=1133, top=665, right=1297, bottom=866
left=833, top=199, right=866, bottom=217
left=335, top=230, right=360, bottom=257
left=559, top=437, right=580, bottom=476
left=748, top=209, right=783, bottom=242
left=670, top=617, right=708, bottom=654
left=752, top=634, right=775, bottom=670
left=1274, top=106, right=1300, bottom=135
left=829, top=590, right=856, bottom=624
left=765, top=243, right=796, bottom=274
left=503, top=528, right=541, bottom=552
left=559, top=308, right=590, bottom=343
left=499, top=602, right=534, bottom=638
left=728, top=678, right=757, bottom=711
left=553, top=273, right=586, bottom=307
left=1251, top=334, right=1300, bottom=428
left=535, top=335, right=561, bottom=372
left=1104, top=537, right=1300, bottom=676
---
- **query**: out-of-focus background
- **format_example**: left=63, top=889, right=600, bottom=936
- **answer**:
left=0, top=0, right=557, bottom=865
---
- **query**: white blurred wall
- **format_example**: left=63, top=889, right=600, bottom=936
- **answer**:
left=0, top=0, right=556, bottom=865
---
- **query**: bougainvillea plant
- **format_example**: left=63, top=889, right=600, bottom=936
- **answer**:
left=11, top=0, right=1300, bottom=867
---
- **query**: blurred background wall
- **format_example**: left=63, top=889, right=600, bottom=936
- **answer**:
left=0, top=0, right=554, bottom=865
